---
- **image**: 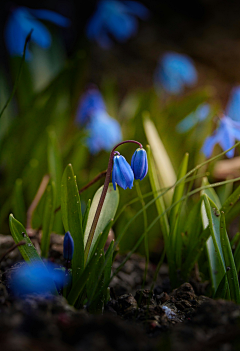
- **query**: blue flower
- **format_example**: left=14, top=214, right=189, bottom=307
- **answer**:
left=9, top=261, right=66, bottom=297
left=76, top=86, right=106, bottom=126
left=86, top=110, right=122, bottom=154
left=154, top=52, right=198, bottom=95
left=76, top=86, right=122, bottom=154
left=226, top=86, right=240, bottom=122
left=112, top=154, right=134, bottom=190
left=86, top=0, right=149, bottom=48
left=63, top=231, right=74, bottom=261
left=131, top=148, right=148, bottom=180
left=176, top=103, right=210, bottom=133
left=5, top=7, right=70, bottom=59
left=202, top=116, right=240, bottom=158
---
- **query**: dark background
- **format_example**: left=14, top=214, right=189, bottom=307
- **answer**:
left=2, top=0, right=240, bottom=104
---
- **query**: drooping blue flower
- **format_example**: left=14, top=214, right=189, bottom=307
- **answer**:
left=154, top=52, right=198, bottom=95
left=112, top=154, right=134, bottom=190
left=226, top=86, right=240, bottom=122
left=5, top=6, right=70, bottom=59
left=76, top=86, right=106, bottom=126
left=63, top=231, right=74, bottom=261
left=86, top=0, right=149, bottom=48
left=176, top=103, right=210, bottom=133
left=76, top=86, right=122, bottom=154
left=86, top=110, right=122, bottom=154
left=202, top=115, right=240, bottom=158
left=9, top=261, right=66, bottom=297
left=131, top=148, right=148, bottom=180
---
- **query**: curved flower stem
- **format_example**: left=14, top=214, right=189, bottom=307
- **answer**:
left=84, top=140, right=142, bottom=265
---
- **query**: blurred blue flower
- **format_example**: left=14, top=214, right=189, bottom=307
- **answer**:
left=154, top=52, right=198, bottom=94
left=112, top=154, right=134, bottom=190
left=10, top=261, right=66, bottom=297
left=5, top=7, right=70, bottom=59
left=176, top=103, right=210, bottom=133
left=226, top=86, right=240, bottom=122
left=131, top=148, right=148, bottom=180
left=76, top=86, right=106, bottom=125
left=86, top=0, right=149, bottom=48
left=202, top=116, right=240, bottom=158
left=63, top=231, right=74, bottom=261
left=86, top=110, right=122, bottom=154
left=76, top=86, right=122, bottom=154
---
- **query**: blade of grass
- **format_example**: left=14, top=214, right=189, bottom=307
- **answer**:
left=9, top=214, right=43, bottom=263
left=202, top=195, right=229, bottom=297
left=220, top=212, right=240, bottom=303
left=143, top=113, right=176, bottom=206
left=41, top=181, right=56, bottom=258
left=146, top=145, right=169, bottom=239
left=61, top=164, right=84, bottom=284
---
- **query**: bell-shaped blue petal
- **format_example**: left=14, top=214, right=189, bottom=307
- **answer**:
left=131, top=148, right=148, bottom=180
left=112, top=155, right=134, bottom=190
left=63, top=231, right=74, bottom=261
left=202, top=115, right=240, bottom=158
left=76, top=86, right=106, bottom=125
left=28, top=9, right=71, bottom=27
left=5, top=6, right=70, bottom=59
left=154, top=52, right=198, bottom=95
left=86, top=0, right=149, bottom=48
left=226, top=86, right=240, bottom=122
left=9, top=261, right=66, bottom=297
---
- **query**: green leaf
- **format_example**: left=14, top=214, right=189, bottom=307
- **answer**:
left=231, top=232, right=240, bottom=249
left=217, top=182, right=233, bottom=205
left=169, top=153, right=188, bottom=269
left=82, top=199, right=91, bottom=234
left=143, top=113, right=176, bottom=206
left=84, top=183, right=119, bottom=259
left=234, top=236, right=240, bottom=274
left=213, top=273, right=228, bottom=299
left=41, top=181, right=56, bottom=258
left=47, top=128, right=62, bottom=204
left=169, top=153, right=189, bottom=232
left=202, top=177, right=222, bottom=209
left=181, top=225, right=211, bottom=280
left=202, top=194, right=229, bottom=295
left=9, top=214, right=42, bottom=263
left=12, top=179, right=26, bottom=226
left=184, top=197, right=203, bottom=252
left=67, top=244, right=103, bottom=306
left=103, top=240, right=114, bottom=287
left=88, top=220, right=114, bottom=262
left=61, top=164, right=84, bottom=283
left=88, top=241, right=115, bottom=311
left=220, top=212, right=240, bottom=304
left=221, top=183, right=240, bottom=215
left=146, top=145, right=169, bottom=240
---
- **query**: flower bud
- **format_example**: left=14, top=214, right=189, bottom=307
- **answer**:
left=131, top=148, right=148, bottom=180
left=63, top=231, right=74, bottom=261
left=112, top=155, right=134, bottom=190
